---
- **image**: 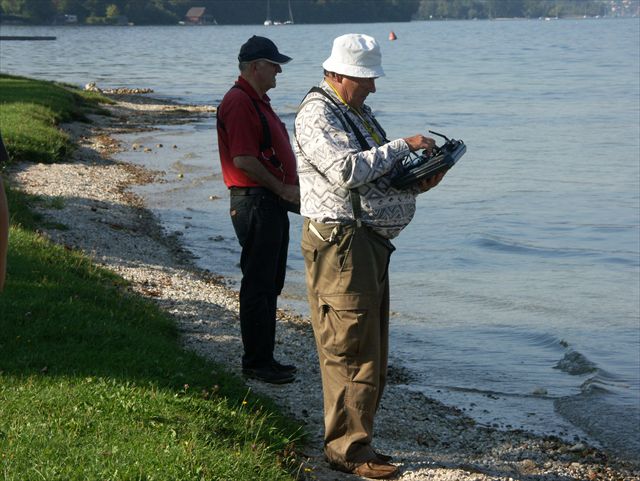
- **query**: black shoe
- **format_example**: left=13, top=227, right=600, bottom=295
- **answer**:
left=272, top=359, right=297, bottom=374
left=242, top=366, right=295, bottom=384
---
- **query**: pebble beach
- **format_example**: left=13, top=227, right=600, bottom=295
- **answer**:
left=7, top=94, right=639, bottom=481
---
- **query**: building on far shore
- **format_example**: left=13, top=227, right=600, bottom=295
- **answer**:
left=184, top=7, right=216, bottom=25
left=51, top=13, right=78, bottom=25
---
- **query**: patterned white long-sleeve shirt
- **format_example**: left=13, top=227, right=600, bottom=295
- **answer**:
left=294, top=80, right=419, bottom=239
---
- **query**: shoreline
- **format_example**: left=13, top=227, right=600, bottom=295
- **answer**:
left=7, top=94, right=638, bottom=481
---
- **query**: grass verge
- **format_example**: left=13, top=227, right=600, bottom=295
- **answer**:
left=0, top=73, right=111, bottom=164
left=0, top=76, right=304, bottom=480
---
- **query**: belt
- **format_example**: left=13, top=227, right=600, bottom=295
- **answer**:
left=229, top=186, right=273, bottom=196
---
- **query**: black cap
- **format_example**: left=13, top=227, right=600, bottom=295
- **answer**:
left=238, top=35, right=292, bottom=64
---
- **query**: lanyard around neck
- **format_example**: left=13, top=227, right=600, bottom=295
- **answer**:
left=327, top=82, right=383, bottom=146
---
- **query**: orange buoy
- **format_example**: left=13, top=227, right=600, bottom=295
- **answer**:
left=389, top=31, right=397, bottom=41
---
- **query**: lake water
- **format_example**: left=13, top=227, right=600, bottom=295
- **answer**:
left=2, top=19, right=638, bottom=460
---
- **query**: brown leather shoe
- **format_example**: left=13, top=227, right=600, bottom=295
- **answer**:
left=352, top=461, right=399, bottom=479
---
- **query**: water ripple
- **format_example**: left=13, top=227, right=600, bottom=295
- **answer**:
left=475, top=234, right=637, bottom=265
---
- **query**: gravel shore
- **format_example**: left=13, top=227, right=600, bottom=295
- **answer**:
left=7, top=96, right=639, bottom=481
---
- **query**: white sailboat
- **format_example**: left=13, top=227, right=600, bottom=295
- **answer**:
left=284, top=0, right=294, bottom=24
left=264, top=0, right=294, bottom=26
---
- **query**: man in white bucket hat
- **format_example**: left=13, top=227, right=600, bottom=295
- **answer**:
left=294, top=34, right=446, bottom=478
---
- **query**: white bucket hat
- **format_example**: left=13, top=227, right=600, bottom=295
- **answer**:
left=322, top=33, right=385, bottom=78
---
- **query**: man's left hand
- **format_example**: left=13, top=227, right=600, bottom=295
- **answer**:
left=417, top=170, right=446, bottom=193
left=278, top=183, right=300, bottom=205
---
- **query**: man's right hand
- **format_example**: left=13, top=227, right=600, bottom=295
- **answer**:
left=404, top=134, right=436, bottom=155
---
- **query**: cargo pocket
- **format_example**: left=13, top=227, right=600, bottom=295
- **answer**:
left=318, top=294, right=369, bottom=359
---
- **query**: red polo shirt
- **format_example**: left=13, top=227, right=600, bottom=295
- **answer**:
left=217, top=77, right=297, bottom=188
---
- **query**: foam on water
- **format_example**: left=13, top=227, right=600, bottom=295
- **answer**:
left=555, top=351, right=598, bottom=376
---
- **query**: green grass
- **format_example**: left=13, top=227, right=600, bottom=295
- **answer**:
left=0, top=73, right=111, bottom=164
left=0, top=76, right=304, bottom=480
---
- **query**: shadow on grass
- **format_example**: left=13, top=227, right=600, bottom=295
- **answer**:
left=2, top=222, right=248, bottom=406
left=0, top=182, right=303, bottom=443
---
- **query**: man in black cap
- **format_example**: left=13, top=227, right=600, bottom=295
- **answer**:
left=216, top=36, right=299, bottom=384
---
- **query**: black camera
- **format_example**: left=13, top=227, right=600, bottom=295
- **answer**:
left=392, top=130, right=466, bottom=190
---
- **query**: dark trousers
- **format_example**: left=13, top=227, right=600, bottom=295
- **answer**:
left=230, top=190, right=289, bottom=369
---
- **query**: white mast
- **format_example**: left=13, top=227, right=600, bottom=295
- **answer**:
left=264, top=0, right=273, bottom=26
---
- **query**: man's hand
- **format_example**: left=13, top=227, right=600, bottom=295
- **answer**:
left=416, top=170, right=446, bottom=193
left=233, top=155, right=299, bottom=204
left=404, top=134, right=436, bottom=155
left=277, top=183, right=300, bottom=205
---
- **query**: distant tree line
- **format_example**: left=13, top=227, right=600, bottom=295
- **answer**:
left=415, top=0, right=635, bottom=20
left=0, top=0, right=636, bottom=25
left=0, top=0, right=419, bottom=24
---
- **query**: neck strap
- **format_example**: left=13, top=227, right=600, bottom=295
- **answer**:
left=301, top=85, right=393, bottom=225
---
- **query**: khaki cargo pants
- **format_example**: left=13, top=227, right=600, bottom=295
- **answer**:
left=301, top=217, right=394, bottom=469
